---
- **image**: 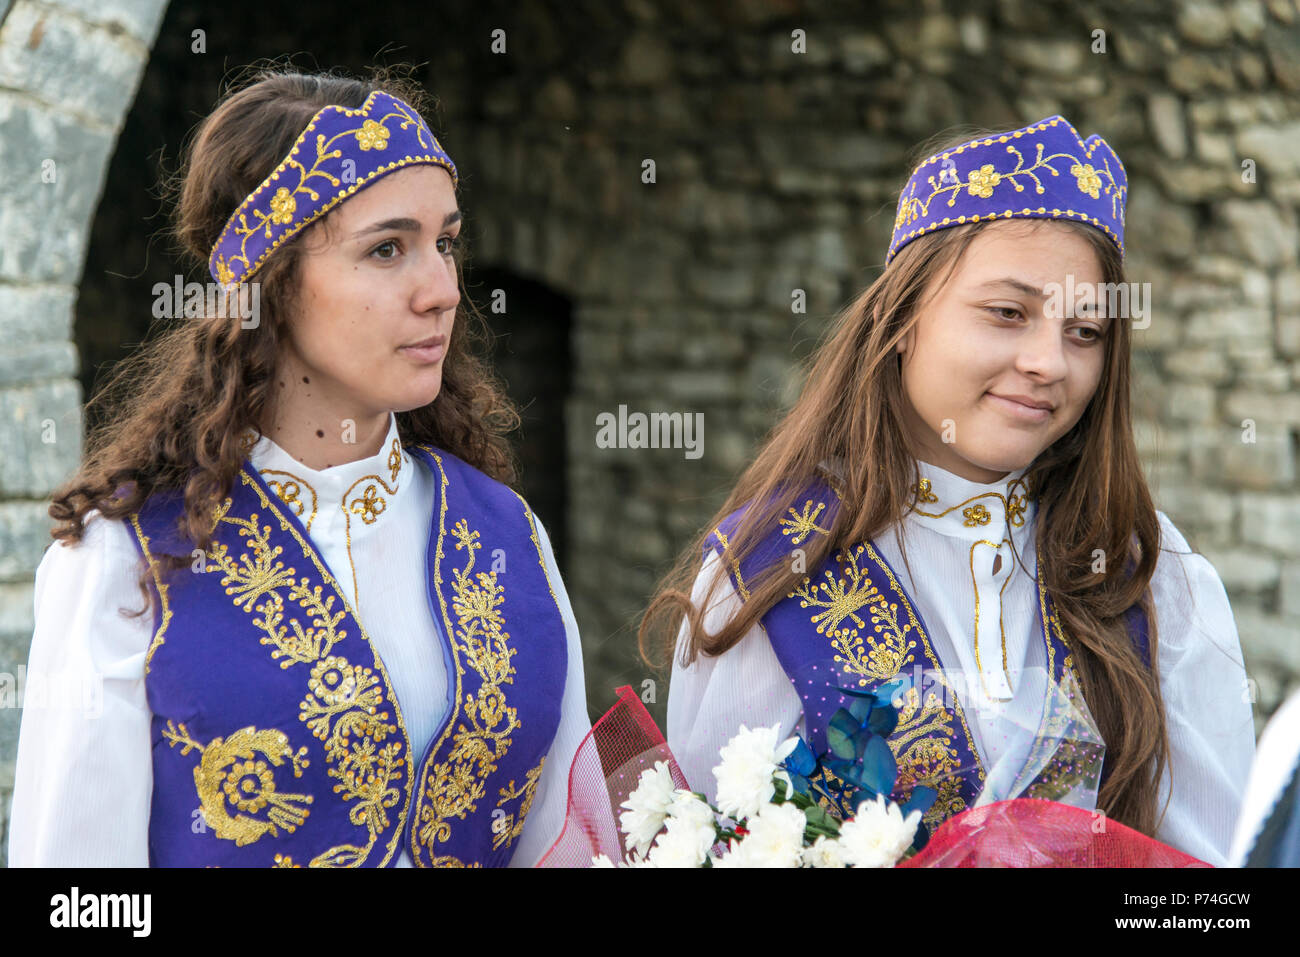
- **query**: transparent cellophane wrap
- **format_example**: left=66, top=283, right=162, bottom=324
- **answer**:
left=537, top=671, right=1208, bottom=868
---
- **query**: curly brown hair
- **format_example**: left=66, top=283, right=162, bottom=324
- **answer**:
left=49, top=62, right=519, bottom=616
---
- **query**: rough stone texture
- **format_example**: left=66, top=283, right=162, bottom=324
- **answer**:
left=0, top=0, right=165, bottom=864
left=2, top=0, right=1300, bottom=863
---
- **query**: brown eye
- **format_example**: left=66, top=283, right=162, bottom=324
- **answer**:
left=370, top=239, right=400, bottom=260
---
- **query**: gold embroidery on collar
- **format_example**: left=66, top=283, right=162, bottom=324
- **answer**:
left=912, top=478, right=939, bottom=504
left=1007, top=491, right=1028, bottom=528
left=261, top=469, right=319, bottom=533
left=911, top=481, right=1033, bottom=532
left=341, top=471, right=401, bottom=612
left=388, top=438, right=403, bottom=484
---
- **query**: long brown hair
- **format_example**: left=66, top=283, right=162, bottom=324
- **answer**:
left=49, top=63, right=519, bottom=614
left=640, top=127, right=1174, bottom=836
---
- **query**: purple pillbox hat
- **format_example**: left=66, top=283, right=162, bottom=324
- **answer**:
left=209, top=90, right=457, bottom=286
left=887, top=114, right=1127, bottom=267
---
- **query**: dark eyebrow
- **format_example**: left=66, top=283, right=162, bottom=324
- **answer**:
left=350, top=210, right=461, bottom=240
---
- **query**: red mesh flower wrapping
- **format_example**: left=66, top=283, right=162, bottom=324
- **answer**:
left=896, top=798, right=1212, bottom=868
left=537, top=685, right=691, bottom=867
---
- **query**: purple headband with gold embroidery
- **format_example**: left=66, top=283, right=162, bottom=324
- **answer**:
left=887, top=114, right=1127, bottom=266
left=209, top=90, right=457, bottom=286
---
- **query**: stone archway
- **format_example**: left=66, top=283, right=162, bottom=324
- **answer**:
left=0, top=0, right=170, bottom=853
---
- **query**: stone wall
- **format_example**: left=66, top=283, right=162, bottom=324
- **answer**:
left=1, top=0, right=1298, bottom=861
left=0, top=0, right=167, bottom=861
left=427, top=0, right=1300, bottom=732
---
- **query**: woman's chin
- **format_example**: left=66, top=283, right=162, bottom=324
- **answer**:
left=394, top=368, right=443, bottom=408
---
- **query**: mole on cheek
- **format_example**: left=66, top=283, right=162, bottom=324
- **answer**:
left=302, top=376, right=310, bottom=384
left=316, top=430, right=325, bottom=438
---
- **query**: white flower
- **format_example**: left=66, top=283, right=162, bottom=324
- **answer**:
left=646, top=823, right=708, bottom=868
left=838, top=793, right=921, bottom=868
left=712, top=724, right=799, bottom=822
left=591, top=853, right=618, bottom=868
left=719, top=801, right=808, bottom=868
left=801, top=834, right=848, bottom=868
left=619, top=761, right=677, bottom=858
left=645, top=791, right=716, bottom=867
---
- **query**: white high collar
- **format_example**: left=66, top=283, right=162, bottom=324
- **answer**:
left=239, top=411, right=413, bottom=544
left=903, top=458, right=1036, bottom=549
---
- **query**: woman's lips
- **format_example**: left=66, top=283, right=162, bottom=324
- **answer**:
left=400, top=336, right=446, bottom=364
left=985, top=392, right=1052, bottom=422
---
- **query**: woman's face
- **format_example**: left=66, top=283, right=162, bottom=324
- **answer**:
left=895, top=221, right=1111, bottom=483
left=283, top=164, right=461, bottom=424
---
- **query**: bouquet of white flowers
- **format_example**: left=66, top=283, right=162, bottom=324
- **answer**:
left=593, top=724, right=923, bottom=868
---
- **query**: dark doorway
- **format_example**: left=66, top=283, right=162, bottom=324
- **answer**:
left=467, top=268, right=572, bottom=573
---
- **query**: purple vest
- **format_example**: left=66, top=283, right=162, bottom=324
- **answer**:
left=126, top=445, right=567, bottom=867
left=706, top=480, right=1150, bottom=832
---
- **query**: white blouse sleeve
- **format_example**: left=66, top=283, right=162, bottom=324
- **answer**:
left=666, top=549, right=802, bottom=802
left=1149, top=510, right=1257, bottom=866
left=7, top=511, right=154, bottom=867
left=510, top=516, right=592, bottom=868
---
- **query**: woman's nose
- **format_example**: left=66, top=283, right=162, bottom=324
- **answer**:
left=417, top=252, right=460, bottom=314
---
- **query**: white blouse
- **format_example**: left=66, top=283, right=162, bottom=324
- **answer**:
left=667, top=458, right=1257, bottom=867
left=7, top=412, right=590, bottom=867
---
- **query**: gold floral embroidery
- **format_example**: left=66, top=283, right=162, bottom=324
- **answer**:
left=911, top=478, right=939, bottom=504
left=416, top=517, right=520, bottom=857
left=162, top=720, right=313, bottom=847
left=268, top=187, right=296, bottom=224
left=966, top=163, right=1001, bottom=198
left=779, top=500, right=829, bottom=546
left=356, top=118, right=391, bottom=151
left=262, top=470, right=318, bottom=532
left=202, top=506, right=348, bottom=667
left=216, top=257, right=235, bottom=286
left=962, top=503, right=992, bottom=526
left=404, top=448, right=566, bottom=866
left=789, top=536, right=988, bottom=829
left=341, top=471, right=401, bottom=611
left=492, top=757, right=545, bottom=850
left=789, top=542, right=880, bottom=638
left=297, top=655, right=403, bottom=855
left=188, top=471, right=417, bottom=866
left=220, top=92, right=438, bottom=281
left=351, top=485, right=387, bottom=524
left=890, top=118, right=1126, bottom=260
left=1071, top=162, right=1102, bottom=199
